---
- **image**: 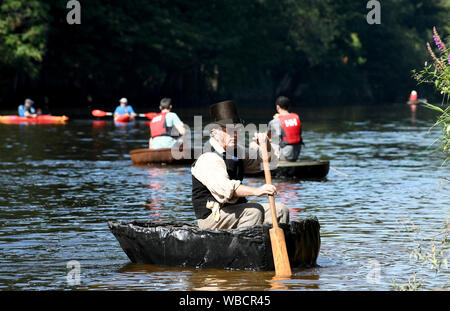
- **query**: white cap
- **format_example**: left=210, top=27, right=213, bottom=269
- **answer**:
left=119, top=98, right=128, bottom=103
left=411, top=90, right=417, bottom=95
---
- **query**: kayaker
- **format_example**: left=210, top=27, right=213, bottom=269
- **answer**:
left=18, top=99, right=38, bottom=118
left=114, top=98, right=137, bottom=120
left=191, top=100, right=289, bottom=229
left=149, top=98, right=186, bottom=149
left=268, top=96, right=303, bottom=162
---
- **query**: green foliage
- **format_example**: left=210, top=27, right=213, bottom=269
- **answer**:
left=409, top=217, right=449, bottom=275
left=0, top=0, right=449, bottom=108
left=391, top=217, right=449, bottom=291
left=391, top=273, right=423, bottom=291
left=414, top=26, right=450, bottom=162
left=0, top=0, right=49, bottom=77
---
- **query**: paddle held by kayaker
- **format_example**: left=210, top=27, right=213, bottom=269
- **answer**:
left=18, top=99, right=38, bottom=118
left=149, top=98, right=186, bottom=149
left=191, top=100, right=289, bottom=230
left=268, top=96, right=304, bottom=162
left=114, top=98, right=137, bottom=120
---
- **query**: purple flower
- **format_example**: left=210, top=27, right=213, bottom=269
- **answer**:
left=427, top=42, right=445, bottom=72
left=434, top=34, right=445, bottom=51
left=448, top=54, right=450, bottom=65
left=433, top=27, right=446, bottom=52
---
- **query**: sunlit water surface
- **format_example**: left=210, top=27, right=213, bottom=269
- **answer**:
left=0, top=104, right=448, bottom=290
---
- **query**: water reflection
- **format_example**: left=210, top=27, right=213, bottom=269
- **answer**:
left=274, top=182, right=307, bottom=216
left=144, top=169, right=166, bottom=217
left=114, top=120, right=135, bottom=128
left=409, top=104, right=417, bottom=125
left=268, top=273, right=320, bottom=290
left=92, top=120, right=107, bottom=129
left=91, top=263, right=323, bottom=291
left=269, top=276, right=292, bottom=290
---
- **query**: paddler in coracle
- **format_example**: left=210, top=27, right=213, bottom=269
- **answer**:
left=268, top=96, right=304, bottom=161
left=149, top=98, right=186, bottom=149
left=191, top=100, right=289, bottom=229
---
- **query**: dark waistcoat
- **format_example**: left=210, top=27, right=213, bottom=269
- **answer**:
left=192, top=150, right=247, bottom=219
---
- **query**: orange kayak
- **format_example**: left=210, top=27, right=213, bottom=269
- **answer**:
left=114, top=114, right=131, bottom=122
left=0, top=115, right=69, bottom=124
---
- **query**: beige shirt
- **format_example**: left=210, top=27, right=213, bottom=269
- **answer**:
left=191, top=137, right=279, bottom=205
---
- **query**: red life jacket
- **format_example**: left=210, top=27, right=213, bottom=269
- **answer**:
left=150, top=112, right=169, bottom=138
left=409, top=91, right=418, bottom=102
left=278, top=113, right=302, bottom=146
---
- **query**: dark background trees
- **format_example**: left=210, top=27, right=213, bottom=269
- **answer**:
left=0, top=0, right=449, bottom=112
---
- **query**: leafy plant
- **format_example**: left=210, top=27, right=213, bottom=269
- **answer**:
left=391, top=273, right=423, bottom=291
left=0, top=0, right=49, bottom=77
left=391, top=217, right=449, bottom=291
left=413, top=27, right=450, bottom=163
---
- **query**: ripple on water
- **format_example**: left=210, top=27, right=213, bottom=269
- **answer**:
left=0, top=109, right=449, bottom=290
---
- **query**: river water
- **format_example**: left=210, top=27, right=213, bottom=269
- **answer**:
left=0, top=104, right=448, bottom=290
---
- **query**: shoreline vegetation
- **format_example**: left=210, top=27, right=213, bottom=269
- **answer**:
left=392, top=26, right=449, bottom=291
left=413, top=26, right=449, bottom=162
left=1, top=1, right=449, bottom=110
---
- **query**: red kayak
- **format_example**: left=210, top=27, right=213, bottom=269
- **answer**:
left=114, top=114, right=132, bottom=122
left=0, top=115, right=69, bottom=124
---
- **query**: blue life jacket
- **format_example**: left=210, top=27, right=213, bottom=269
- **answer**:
left=18, top=105, right=35, bottom=117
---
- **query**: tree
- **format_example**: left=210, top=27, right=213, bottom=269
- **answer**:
left=0, top=0, right=49, bottom=106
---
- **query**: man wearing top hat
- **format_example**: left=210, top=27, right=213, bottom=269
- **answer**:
left=191, top=100, right=289, bottom=229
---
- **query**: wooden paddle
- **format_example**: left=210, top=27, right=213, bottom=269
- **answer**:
left=259, top=138, right=292, bottom=277
left=91, top=110, right=157, bottom=120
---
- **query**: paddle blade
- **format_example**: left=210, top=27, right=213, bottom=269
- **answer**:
left=144, top=112, right=158, bottom=120
left=92, top=110, right=108, bottom=117
left=269, top=227, right=292, bottom=277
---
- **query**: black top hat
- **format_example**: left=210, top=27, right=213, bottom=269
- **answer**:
left=209, top=100, right=243, bottom=126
